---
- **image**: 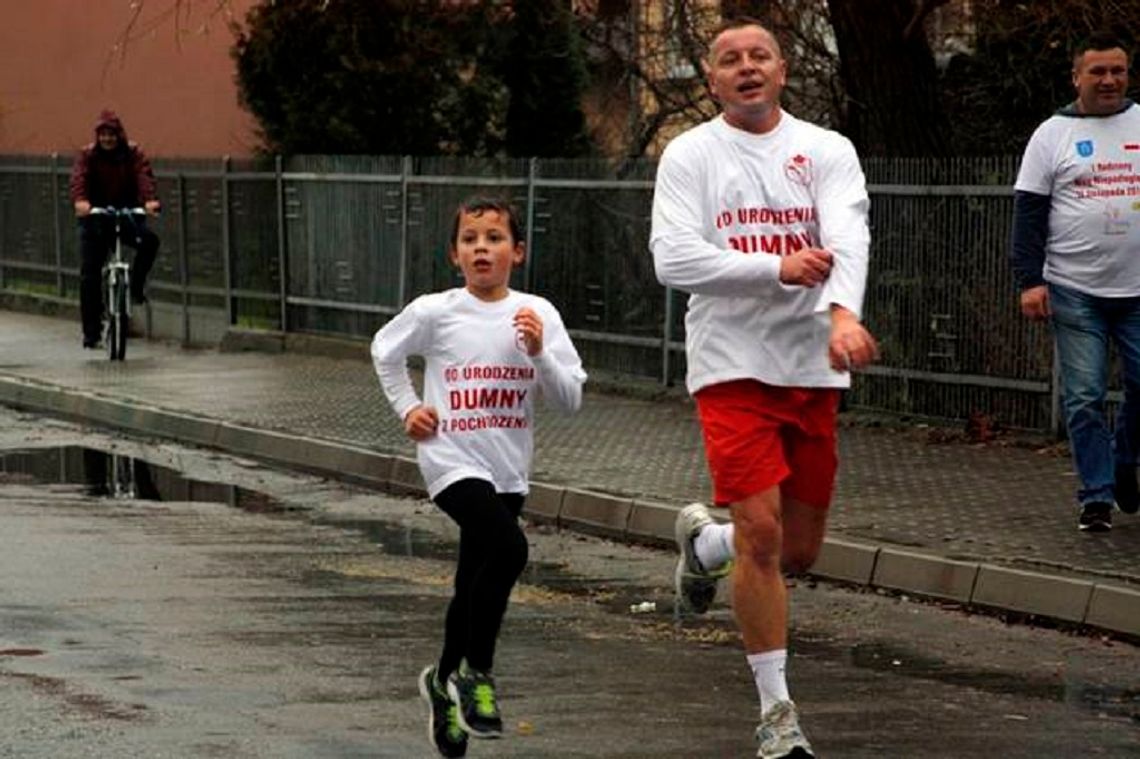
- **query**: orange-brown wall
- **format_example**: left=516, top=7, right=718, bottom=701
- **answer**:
left=0, top=0, right=260, bottom=158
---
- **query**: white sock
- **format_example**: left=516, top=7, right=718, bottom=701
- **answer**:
left=747, top=650, right=790, bottom=715
left=694, top=521, right=734, bottom=571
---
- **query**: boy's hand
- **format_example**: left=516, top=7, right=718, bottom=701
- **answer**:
left=404, top=405, right=439, bottom=441
left=828, top=306, right=879, bottom=372
left=513, top=307, right=544, bottom=357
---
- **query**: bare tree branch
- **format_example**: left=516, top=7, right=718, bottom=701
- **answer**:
left=108, top=0, right=236, bottom=74
left=903, top=0, right=950, bottom=42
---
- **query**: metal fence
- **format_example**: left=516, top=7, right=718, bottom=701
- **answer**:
left=0, top=152, right=1078, bottom=432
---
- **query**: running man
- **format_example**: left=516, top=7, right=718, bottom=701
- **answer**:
left=650, top=17, right=877, bottom=759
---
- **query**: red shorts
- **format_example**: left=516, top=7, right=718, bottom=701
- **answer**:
left=694, top=379, right=839, bottom=508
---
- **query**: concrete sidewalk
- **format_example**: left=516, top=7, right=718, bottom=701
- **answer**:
left=0, top=310, right=1137, bottom=637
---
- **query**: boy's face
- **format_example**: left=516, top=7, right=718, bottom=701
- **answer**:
left=450, top=209, right=524, bottom=301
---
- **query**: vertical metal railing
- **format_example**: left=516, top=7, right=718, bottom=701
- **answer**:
left=220, top=156, right=233, bottom=327
left=523, top=157, right=537, bottom=292
left=176, top=173, right=190, bottom=346
left=274, top=154, right=288, bottom=331
left=396, top=155, right=411, bottom=309
left=662, top=286, right=674, bottom=386
left=50, top=153, right=64, bottom=296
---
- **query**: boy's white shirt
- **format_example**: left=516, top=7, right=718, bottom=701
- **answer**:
left=650, top=111, right=870, bottom=392
left=371, top=287, right=586, bottom=498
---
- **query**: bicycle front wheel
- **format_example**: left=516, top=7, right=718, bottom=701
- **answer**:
left=107, top=282, right=129, bottom=361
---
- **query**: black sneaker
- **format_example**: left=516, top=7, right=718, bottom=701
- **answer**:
left=1078, top=501, right=1113, bottom=532
left=1114, top=463, right=1139, bottom=514
left=418, top=665, right=467, bottom=758
left=447, top=665, right=502, bottom=739
left=82, top=336, right=102, bottom=349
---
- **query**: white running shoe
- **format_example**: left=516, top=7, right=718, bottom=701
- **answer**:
left=673, top=502, right=730, bottom=614
left=754, top=700, right=815, bottom=759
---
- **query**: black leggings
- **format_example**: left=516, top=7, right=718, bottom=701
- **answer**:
left=433, top=478, right=528, bottom=680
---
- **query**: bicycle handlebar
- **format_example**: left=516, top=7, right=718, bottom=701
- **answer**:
left=88, top=207, right=148, bottom=217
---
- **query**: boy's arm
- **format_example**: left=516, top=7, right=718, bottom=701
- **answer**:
left=530, top=304, right=586, bottom=413
left=370, top=300, right=430, bottom=419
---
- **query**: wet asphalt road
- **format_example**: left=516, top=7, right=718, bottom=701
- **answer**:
left=0, top=406, right=1137, bottom=758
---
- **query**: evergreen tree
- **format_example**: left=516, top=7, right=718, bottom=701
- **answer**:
left=502, top=0, right=593, bottom=157
left=232, top=0, right=506, bottom=155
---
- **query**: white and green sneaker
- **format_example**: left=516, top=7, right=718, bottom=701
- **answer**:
left=755, top=700, right=814, bottom=759
left=418, top=665, right=468, bottom=757
left=674, top=502, right=731, bottom=614
left=447, top=664, right=502, bottom=739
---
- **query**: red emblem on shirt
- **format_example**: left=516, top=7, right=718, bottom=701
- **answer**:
left=1124, top=143, right=1140, bottom=151
left=784, top=154, right=813, bottom=187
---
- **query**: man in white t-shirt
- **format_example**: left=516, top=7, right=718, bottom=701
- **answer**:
left=1010, top=31, right=1140, bottom=532
left=649, top=16, right=877, bottom=759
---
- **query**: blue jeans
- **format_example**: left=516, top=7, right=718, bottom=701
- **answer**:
left=1049, top=283, right=1140, bottom=506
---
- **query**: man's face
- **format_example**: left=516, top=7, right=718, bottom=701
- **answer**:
left=96, top=128, right=119, bottom=151
left=705, top=25, right=786, bottom=126
left=1072, top=48, right=1129, bottom=115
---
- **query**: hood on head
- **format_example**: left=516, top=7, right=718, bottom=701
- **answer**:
left=93, top=109, right=127, bottom=143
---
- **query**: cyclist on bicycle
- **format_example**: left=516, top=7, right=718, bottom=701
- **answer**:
left=68, top=109, right=161, bottom=349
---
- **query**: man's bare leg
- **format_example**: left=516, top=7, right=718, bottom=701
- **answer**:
left=779, top=497, right=828, bottom=575
left=733, top=490, right=827, bottom=758
left=731, top=486, right=786, bottom=651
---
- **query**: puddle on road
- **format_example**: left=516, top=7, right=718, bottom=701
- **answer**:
left=799, top=635, right=1140, bottom=723
left=1, top=446, right=659, bottom=606
left=0, top=446, right=289, bottom=513
left=316, top=515, right=664, bottom=611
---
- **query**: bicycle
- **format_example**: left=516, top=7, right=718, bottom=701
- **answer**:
left=88, top=206, right=147, bottom=361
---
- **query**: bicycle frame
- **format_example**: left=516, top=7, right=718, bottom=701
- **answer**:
left=88, top=207, right=146, bottom=360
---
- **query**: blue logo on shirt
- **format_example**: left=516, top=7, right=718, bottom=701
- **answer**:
left=1076, top=140, right=1094, bottom=157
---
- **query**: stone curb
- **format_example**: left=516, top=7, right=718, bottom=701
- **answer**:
left=1, top=373, right=1137, bottom=640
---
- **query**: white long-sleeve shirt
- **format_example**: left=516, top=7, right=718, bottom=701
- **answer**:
left=650, top=112, right=870, bottom=392
left=371, top=288, right=586, bottom=498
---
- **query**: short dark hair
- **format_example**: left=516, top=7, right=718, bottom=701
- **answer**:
left=706, top=15, right=782, bottom=60
left=1072, top=31, right=1131, bottom=66
left=449, top=196, right=524, bottom=249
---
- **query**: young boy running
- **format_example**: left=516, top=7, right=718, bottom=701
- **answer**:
left=371, top=197, right=586, bottom=757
